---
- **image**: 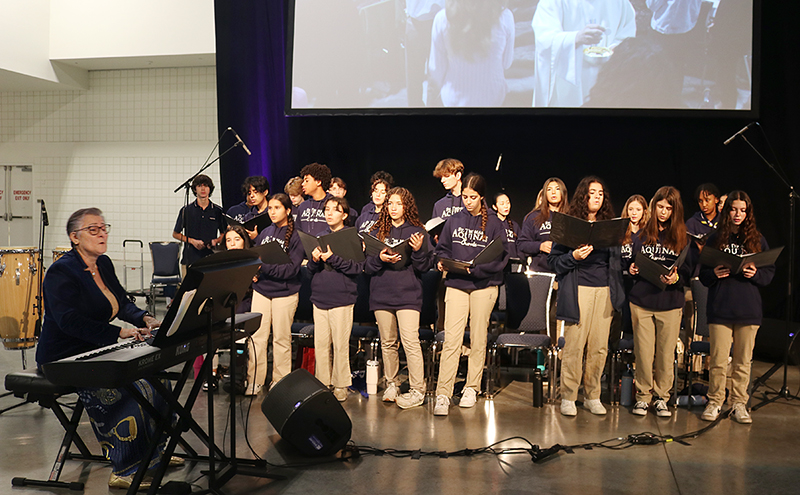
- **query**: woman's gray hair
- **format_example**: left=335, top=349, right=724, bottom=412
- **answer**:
left=67, top=207, right=104, bottom=247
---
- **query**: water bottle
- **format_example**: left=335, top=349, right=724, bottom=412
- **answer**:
left=366, top=360, right=379, bottom=396
left=620, top=365, right=633, bottom=407
left=532, top=368, right=544, bottom=408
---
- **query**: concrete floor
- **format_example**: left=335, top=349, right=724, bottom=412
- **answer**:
left=2, top=345, right=800, bottom=495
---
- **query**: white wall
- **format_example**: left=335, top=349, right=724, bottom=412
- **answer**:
left=0, top=1, right=54, bottom=79
left=49, top=0, right=216, bottom=60
left=0, top=67, right=221, bottom=289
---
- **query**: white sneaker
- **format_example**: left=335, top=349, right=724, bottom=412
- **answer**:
left=631, top=401, right=649, bottom=416
left=333, top=387, right=347, bottom=402
left=382, top=382, right=398, bottom=402
left=396, top=389, right=425, bottom=409
left=459, top=387, right=477, bottom=408
left=560, top=399, right=577, bottom=416
left=583, top=398, right=607, bottom=415
left=433, top=395, right=450, bottom=416
left=701, top=403, right=721, bottom=421
left=730, top=403, right=753, bottom=424
left=653, top=398, right=672, bottom=417
left=244, top=383, right=263, bottom=396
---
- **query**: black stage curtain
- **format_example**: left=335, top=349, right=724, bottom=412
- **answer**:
left=214, top=0, right=799, bottom=319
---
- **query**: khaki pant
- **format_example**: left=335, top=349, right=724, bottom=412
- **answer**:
left=313, top=304, right=354, bottom=388
left=247, top=291, right=299, bottom=389
left=435, top=286, right=498, bottom=397
left=375, top=309, right=426, bottom=393
left=560, top=286, right=613, bottom=402
left=630, top=303, right=682, bottom=402
left=708, top=323, right=759, bottom=405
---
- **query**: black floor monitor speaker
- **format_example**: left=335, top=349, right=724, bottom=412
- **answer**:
left=261, top=369, right=352, bottom=457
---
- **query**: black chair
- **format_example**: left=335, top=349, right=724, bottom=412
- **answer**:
left=680, top=277, right=711, bottom=407
left=149, top=241, right=182, bottom=316
left=4, top=369, right=107, bottom=491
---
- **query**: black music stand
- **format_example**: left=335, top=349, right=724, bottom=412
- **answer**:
left=121, top=250, right=283, bottom=494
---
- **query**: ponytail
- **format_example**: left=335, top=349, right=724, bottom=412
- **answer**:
left=284, top=214, right=295, bottom=252
left=480, top=201, right=488, bottom=241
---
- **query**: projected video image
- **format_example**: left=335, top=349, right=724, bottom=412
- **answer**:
left=289, top=0, right=753, bottom=111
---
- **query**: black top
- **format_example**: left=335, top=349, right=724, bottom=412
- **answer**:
left=174, top=200, right=226, bottom=265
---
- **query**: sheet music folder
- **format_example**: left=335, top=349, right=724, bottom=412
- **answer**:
left=298, top=228, right=365, bottom=270
left=362, top=234, right=412, bottom=270
left=634, top=246, right=689, bottom=291
left=550, top=212, right=629, bottom=249
left=439, top=238, right=504, bottom=275
left=225, top=212, right=271, bottom=233
left=249, top=241, right=291, bottom=265
left=154, top=250, right=261, bottom=347
left=699, top=246, right=783, bottom=274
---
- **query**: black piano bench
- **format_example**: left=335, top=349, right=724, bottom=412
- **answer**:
left=4, top=369, right=108, bottom=491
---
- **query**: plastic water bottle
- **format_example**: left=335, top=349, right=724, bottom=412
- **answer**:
left=532, top=368, right=544, bottom=408
left=366, top=360, right=379, bottom=396
left=620, top=366, right=633, bottom=407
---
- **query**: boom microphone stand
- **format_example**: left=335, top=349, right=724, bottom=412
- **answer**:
left=726, top=123, right=800, bottom=410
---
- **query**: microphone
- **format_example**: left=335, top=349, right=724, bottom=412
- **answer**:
left=724, top=122, right=755, bottom=145
left=228, top=127, right=252, bottom=155
left=495, top=154, right=503, bottom=172
left=39, top=199, right=49, bottom=227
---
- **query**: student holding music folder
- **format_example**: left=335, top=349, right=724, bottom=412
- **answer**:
left=364, top=187, right=434, bottom=409
left=247, top=194, right=304, bottom=395
left=626, top=186, right=693, bottom=417
left=548, top=176, right=625, bottom=417
left=302, top=197, right=365, bottom=402
left=699, top=191, right=777, bottom=424
left=433, top=173, right=509, bottom=416
left=36, top=208, right=172, bottom=490
left=519, top=177, right=569, bottom=272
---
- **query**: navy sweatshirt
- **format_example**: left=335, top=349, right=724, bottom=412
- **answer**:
left=252, top=224, right=304, bottom=299
left=435, top=209, right=509, bottom=291
left=296, top=192, right=334, bottom=236
left=699, top=233, right=774, bottom=326
left=685, top=210, right=719, bottom=237
left=626, top=231, right=693, bottom=311
left=364, top=222, right=435, bottom=311
left=306, top=227, right=365, bottom=309
left=500, top=218, right=520, bottom=260
left=358, top=202, right=380, bottom=234
left=432, top=191, right=464, bottom=220
left=548, top=243, right=625, bottom=324
left=518, top=211, right=554, bottom=272
left=227, top=201, right=255, bottom=223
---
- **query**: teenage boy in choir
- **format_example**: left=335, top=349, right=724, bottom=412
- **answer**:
left=242, top=175, right=270, bottom=239
left=329, top=177, right=358, bottom=227
left=227, top=179, right=255, bottom=224
left=686, top=183, right=721, bottom=237
left=295, top=162, right=334, bottom=236
left=285, top=177, right=304, bottom=207
left=172, top=174, right=226, bottom=277
left=431, top=158, right=464, bottom=220
left=358, top=176, right=391, bottom=233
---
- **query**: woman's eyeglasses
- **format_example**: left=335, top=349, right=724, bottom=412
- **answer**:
left=74, top=224, right=111, bottom=236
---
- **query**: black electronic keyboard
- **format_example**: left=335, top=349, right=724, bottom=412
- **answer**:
left=42, top=313, right=261, bottom=388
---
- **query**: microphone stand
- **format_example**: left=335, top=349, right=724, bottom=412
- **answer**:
left=740, top=125, right=800, bottom=410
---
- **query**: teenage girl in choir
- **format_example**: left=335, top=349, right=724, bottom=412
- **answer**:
left=612, top=194, right=649, bottom=350
left=308, top=197, right=364, bottom=401
left=247, top=194, right=304, bottom=395
left=365, top=187, right=434, bottom=409
left=492, top=192, right=520, bottom=261
left=433, top=173, right=509, bottom=416
left=358, top=177, right=390, bottom=233
left=699, top=191, right=775, bottom=424
left=548, top=176, right=624, bottom=417
left=626, top=186, right=691, bottom=417
left=518, top=177, right=569, bottom=272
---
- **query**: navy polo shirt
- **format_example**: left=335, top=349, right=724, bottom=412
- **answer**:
left=174, top=200, right=226, bottom=265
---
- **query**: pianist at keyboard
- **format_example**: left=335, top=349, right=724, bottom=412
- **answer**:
left=35, top=208, right=172, bottom=490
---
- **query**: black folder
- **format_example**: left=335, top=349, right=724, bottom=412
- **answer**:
left=634, top=246, right=689, bottom=290
left=249, top=240, right=291, bottom=265
left=549, top=212, right=629, bottom=249
left=439, top=238, right=504, bottom=275
left=424, top=217, right=446, bottom=238
left=699, top=246, right=783, bottom=274
left=225, top=212, right=272, bottom=233
left=362, top=234, right=413, bottom=270
left=687, top=230, right=713, bottom=244
left=298, top=228, right=365, bottom=270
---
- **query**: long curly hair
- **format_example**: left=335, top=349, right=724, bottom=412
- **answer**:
left=640, top=186, right=687, bottom=252
left=269, top=193, right=295, bottom=252
left=371, top=187, right=424, bottom=241
left=713, top=190, right=763, bottom=254
left=527, top=177, right=569, bottom=228
left=568, top=176, right=615, bottom=221
left=621, top=194, right=649, bottom=245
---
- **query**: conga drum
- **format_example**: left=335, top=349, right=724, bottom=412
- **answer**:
left=0, top=248, right=41, bottom=350
left=52, top=246, right=71, bottom=263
